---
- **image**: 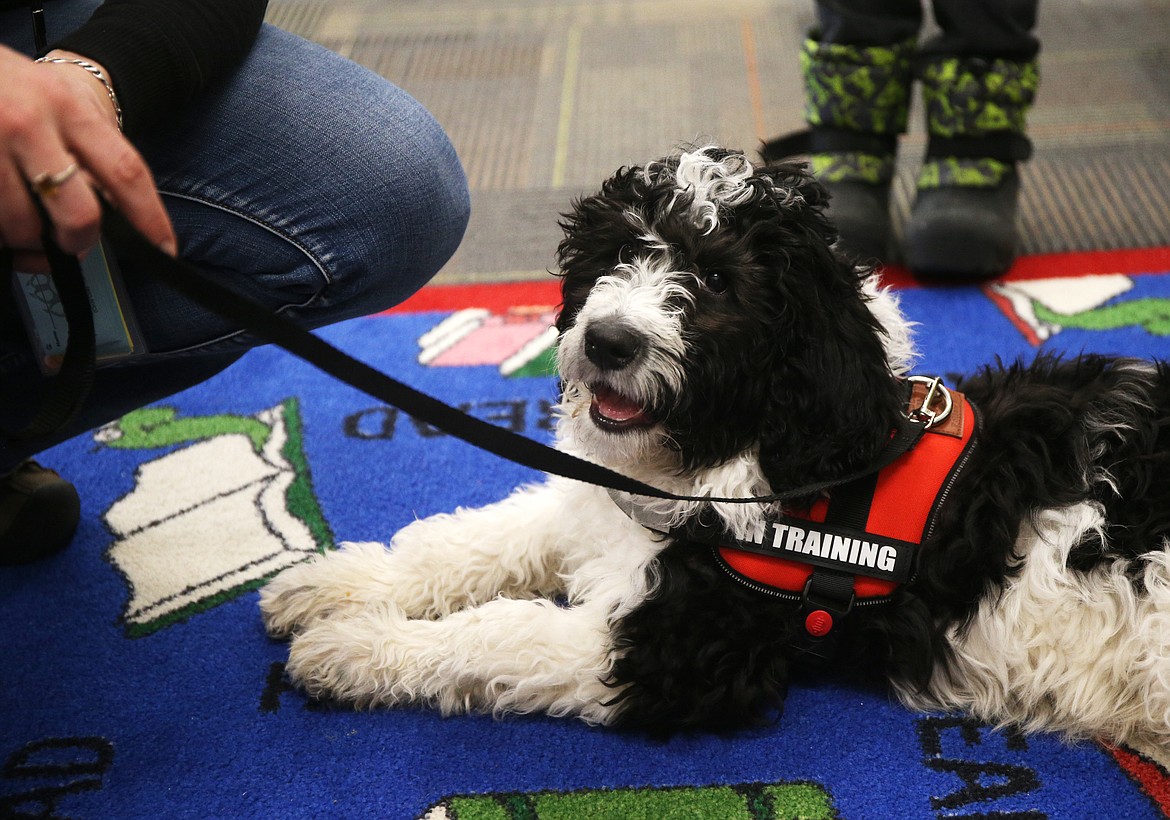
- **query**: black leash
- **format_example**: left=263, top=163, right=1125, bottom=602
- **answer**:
left=12, top=198, right=929, bottom=505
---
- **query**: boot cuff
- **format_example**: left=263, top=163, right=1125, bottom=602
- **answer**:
left=802, top=36, right=917, bottom=135
left=919, top=56, right=1039, bottom=138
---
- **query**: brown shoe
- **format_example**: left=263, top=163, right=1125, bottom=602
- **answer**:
left=0, top=461, right=81, bottom=565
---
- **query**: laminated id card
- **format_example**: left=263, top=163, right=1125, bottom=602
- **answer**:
left=11, top=237, right=145, bottom=374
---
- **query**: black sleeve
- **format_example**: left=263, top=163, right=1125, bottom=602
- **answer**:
left=52, top=0, right=269, bottom=137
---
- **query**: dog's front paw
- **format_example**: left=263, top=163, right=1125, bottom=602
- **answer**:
left=259, top=541, right=391, bottom=638
left=284, top=602, right=424, bottom=708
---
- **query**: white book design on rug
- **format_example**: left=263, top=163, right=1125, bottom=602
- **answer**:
left=100, top=401, right=328, bottom=636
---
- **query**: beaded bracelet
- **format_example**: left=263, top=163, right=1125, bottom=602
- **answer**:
left=35, top=56, right=124, bottom=132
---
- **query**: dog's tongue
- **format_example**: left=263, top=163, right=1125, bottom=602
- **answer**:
left=592, top=385, right=647, bottom=424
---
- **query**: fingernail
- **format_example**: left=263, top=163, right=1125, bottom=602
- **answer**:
left=160, top=238, right=178, bottom=257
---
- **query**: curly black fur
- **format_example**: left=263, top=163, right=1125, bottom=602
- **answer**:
left=604, top=539, right=799, bottom=736
left=554, top=150, right=1170, bottom=734
left=946, top=355, right=1170, bottom=583
left=556, top=153, right=906, bottom=486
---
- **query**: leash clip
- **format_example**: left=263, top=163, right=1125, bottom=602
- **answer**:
left=907, top=376, right=953, bottom=430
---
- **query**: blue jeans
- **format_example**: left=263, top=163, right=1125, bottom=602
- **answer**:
left=0, top=0, right=471, bottom=470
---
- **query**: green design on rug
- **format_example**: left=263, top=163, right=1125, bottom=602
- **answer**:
left=1035, top=297, right=1170, bottom=336
left=424, top=781, right=836, bottom=819
left=105, top=405, right=272, bottom=452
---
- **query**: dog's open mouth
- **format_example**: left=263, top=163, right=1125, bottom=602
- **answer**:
left=589, top=384, right=655, bottom=431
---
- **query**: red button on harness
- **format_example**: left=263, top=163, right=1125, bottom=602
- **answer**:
left=805, top=609, right=833, bottom=638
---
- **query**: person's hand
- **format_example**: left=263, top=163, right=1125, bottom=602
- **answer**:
left=0, top=44, right=177, bottom=272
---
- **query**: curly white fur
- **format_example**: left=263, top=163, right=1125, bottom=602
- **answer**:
left=899, top=502, right=1170, bottom=749
left=260, top=148, right=1170, bottom=749
left=263, top=478, right=676, bottom=722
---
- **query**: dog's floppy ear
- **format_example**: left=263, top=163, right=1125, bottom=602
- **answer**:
left=756, top=160, right=838, bottom=246
left=553, top=166, right=653, bottom=335
left=751, top=166, right=906, bottom=489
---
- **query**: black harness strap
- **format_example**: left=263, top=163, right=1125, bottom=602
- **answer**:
left=794, top=470, right=880, bottom=663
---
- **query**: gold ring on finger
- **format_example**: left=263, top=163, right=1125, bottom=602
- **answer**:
left=31, top=162, right=80, bottom=199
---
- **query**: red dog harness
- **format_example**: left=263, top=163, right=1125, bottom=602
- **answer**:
left=712, top=378, right=978, bottom=659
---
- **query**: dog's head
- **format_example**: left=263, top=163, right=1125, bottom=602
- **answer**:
left=554, top=146, right=914, bottom=497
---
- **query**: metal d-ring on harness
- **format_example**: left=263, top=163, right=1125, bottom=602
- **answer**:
left=907, top=375, right=953, bottom=430
left=789, top=375, right=963, bottom=663
left=694, top=374, right=976, bottom=666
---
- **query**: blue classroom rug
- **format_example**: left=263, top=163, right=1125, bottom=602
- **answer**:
left=4, top=247, right=1170, bottom=819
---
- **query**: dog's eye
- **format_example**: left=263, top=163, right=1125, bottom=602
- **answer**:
left=703, top=271, right=728, bottom=294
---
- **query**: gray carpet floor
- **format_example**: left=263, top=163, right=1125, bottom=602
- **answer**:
left=266, top=0, right=1170, bottom=285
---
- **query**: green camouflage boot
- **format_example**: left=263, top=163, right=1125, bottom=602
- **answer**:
left=905, top=56, right=1039, bottom=278
left=760, top=36, right=914, bottom=263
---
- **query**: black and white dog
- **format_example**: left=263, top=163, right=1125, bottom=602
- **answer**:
left=260, top=146, right=1170, bottom=749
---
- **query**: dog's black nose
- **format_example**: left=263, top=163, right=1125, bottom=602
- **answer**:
left=584, top=322, right=643, bottom=371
